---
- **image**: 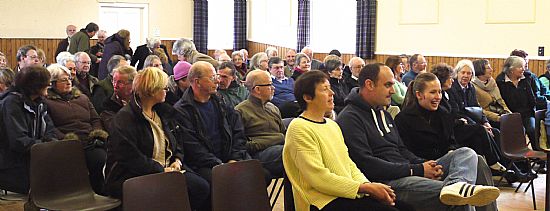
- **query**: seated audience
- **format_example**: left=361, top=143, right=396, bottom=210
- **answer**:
left=250, top=52, right=269, bottom=71
left=132, top=37, right=161, bottom=71
left=44, top=64, right=107, bottom=194
left=386, top=56, right=407, bottom=106
left=217, top=53, right=231, bottom=64
left=301, top=46, right=322, bottom=70
left=268, top=57, right=295, bottom=107
left=153, top=47, right=173, bottom=75
left=446, top=60, right=505, bottom=172
left=92, top=55, right=128, bottom=114
left=496, top=56, right=537, bottom=148
left=291, top=53, right=311, bottom=80
left=36, top=48, right=47, bottom=67
left=510, top=49, right=550, bottom=110
left=173, top=61, right=250, bottom=182
left=74, top=52, right=99, bottom=97
left=231, top=51, right=247, bottom=81
left=0, top=51, right=7, bottom=68
left=344, top=57, right=365, bottom=93
left=235, top=70, right=284, bottom=179
left=402, top=54, right=427, bottom=86
left=216, top=62, right=248, bottom=108
left=98, top=29, right=131, bottom=80
left=15, top=45, right=40, bottom=72
left=283, top=70, right=413, bottom=211
left=284, top=49, right=296, bottom=77
left=0, top=66, right=56, bottom=194
left=144, top=55, right=164, bottom=71
left=538, top=59, right=550, bottom=88
left=324, top=58, right=348, bottom=114
left=336, top=63, right=500, bottom=210
left=265, top=46, right=279, bottom=58
left=166, top=61, right=192, bottom=105
left=471, top=59, right=511, bottom=128
left=400, top=54, right=410, bottom=73
left=0, top=68, right=15, bottom=93
left=172, top=38, right=218, bottom=67
left=100, top=65, right=137, bottom=133
left=213, top=49, right=227, bottom=61
left=240, top=49, right=250, bottom=67
left=104, top=67, right=210, bottom=210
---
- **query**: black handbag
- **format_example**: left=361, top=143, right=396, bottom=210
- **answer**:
left=464, top=106, right=484, bottom=123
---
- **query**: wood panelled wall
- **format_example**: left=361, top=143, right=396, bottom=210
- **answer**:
left=1, top=38, right=547, bottom=78
left=247, top=41, right=549, bottom=78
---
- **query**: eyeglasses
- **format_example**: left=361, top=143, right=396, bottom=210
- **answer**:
left=271, top=66, right=284, bottom=70
left=55, top=77, right=73, bottom=84
left=78, top=61, right=91, bottom=65
left=254, top=83, right=273, bottom=88
left=25, top=55, right=39, bottom=60
left=202, top=75, right=219, bottom=82
left=67, top=67, right=76, bottom=71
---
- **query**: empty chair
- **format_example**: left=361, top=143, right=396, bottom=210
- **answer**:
left=29, top=141, right=120, bottom=210
left=123, top=172, right=191, bottom=211
left=212, top=160, right=271, bottom=211
left=498, top=113, right=547, bottom=209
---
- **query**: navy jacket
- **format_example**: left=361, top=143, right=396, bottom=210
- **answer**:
left=496, top=72, right=536, bottom=119
left=336, top=89, right=425, bottom=182
left=448, top=81, right=488, bottom=124
left=173, top=88, right=250, bottom=170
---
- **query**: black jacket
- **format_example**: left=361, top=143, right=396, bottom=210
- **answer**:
left=0, top=90, right=56, bottom=170
left=98, top=33, right=131, bottom=80
left=395, top=104, right=459, bottom=160
left=132, top=44, right=173, bottom=71
left=173, top=88, right=250, bottom=170
left=448, top=81, right=488, bottom=124
left=329, top=77, right=348, bottom=114
left=336, top=89, right=425, bottom=182
left=496, top=72, right=536, bottom=119
left=104, top=95, right=184, bottom=199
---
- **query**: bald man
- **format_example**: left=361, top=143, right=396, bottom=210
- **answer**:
left=235, top=70, right=284, bottom=179
left=173, top=61, right=251, bottom=182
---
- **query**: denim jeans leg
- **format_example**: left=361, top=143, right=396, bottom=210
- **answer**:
left=386, top=176, right=472, bottom=211
left=436, top=147, right=478, bottom=186
left=252, top=145, right=284, bottom=178
left=475, top=156, right=498, bottom=211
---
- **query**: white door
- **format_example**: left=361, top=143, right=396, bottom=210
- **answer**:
left=99, top=3, right=148, bottom=53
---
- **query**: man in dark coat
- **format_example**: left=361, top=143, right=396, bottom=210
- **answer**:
left=55, top=25, right=77, bottom=57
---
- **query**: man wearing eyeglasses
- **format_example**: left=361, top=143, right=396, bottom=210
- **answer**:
left=235, top=70, right=284, bottom=180
left=173, top=61, right=251, bottom=183
left=216, top=62, right=248, bottom=108
left=344, top=57, right=366, bottom=93
left=15, top=45, right=41, bottom=72
left=269, top=57, right=295, bottom=108
left=74, top=52, right=99, bottom=97
left=402, top=54, right=427, bottom=86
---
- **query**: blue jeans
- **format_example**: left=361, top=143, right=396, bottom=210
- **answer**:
left=253, top=144, right=284, bottom=179
left=385, top=147, right=487, bottom=211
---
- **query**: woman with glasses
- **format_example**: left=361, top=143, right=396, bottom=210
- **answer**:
left=44, top=64, right=108, bottom=194
left=0, top=66, right=56, bottom=194
left=105, top=67, right=210, bottom=210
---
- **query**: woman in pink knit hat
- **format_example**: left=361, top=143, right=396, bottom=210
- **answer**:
left=166, top=61, right=192, bottom=104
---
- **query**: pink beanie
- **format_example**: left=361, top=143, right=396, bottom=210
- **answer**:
left=173, top=61, right=192, bottom=80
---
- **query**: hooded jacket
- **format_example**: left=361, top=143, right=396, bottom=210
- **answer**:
left=173, top=87, right=250, bottom=170
left=98, top=33, right=130, bottom=80
left=336, top=88, right=425, bottom=181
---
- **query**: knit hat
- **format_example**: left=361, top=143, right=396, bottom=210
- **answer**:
left=173, top=61, right=192, bottom=80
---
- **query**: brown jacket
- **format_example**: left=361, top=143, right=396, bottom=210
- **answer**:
left=44, top=88, right=102, bottom=140
left=472, top=77, right=511, bottom=122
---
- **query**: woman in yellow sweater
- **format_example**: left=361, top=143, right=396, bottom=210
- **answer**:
left=283, top=70, right=413, bottom=211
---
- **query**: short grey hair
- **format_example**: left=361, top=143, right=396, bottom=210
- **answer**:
left=107, top=55, right=126, bottom=75
left=46, top=63, right=71, bottom=81
left=144, top=55, right=161, bottom=68
left=172, top=38, right=196, bottom=58
left=146, top=37, right=161, bottom=49
left=265, top=47, right=278, bottom=57
left=113, top=65, right=137, bottom=81
left=295, top=53, right=310, bottom=66
left=454, top=59, right=475, bottom=79
left=250, top=52, right=268, bottom=70
left=503, top=56, right=525, bottom=75
left=74, top=52, right=89, bottom=62
left=348, top=57, right=364, bottom=67
left=231, top=51, right=244, bottom=59
left=56, top=52, right=74, bottom=66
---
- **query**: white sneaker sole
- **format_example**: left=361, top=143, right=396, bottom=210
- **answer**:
left=440, top=184, right=500, bottom=206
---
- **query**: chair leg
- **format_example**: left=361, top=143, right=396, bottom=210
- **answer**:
left=515, top=182, right=523, bottom=192
left=530, top=180, right=536, bottom=210
left=496, top=162, right=514, bottom=187
left=524, top=180, right=532, bottom=193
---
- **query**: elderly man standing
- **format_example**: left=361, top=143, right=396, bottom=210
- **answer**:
left=74, top=52, right=99, bottom=97
left=284, top=49, right=296, bottom=77
left=172, top=38, right=218, bottom=67
left=174, top=61, right=250, bottom=182
left=217, top=62, right=248, bottom=108
left=235, top=70, right=284, bottom=179
left=90, top=30, right=107, bottom=77
left=402, top=54, right=427, bottom=86
left=55, top=25, right=77, bottom=57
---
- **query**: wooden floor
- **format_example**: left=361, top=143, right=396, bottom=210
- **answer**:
left=1, top=175, right=547, bottom=211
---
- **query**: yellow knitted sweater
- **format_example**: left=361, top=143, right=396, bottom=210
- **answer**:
left=283, top=117, right=369, bottom=211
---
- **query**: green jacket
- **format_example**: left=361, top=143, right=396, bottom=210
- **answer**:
left=68, top=30, right=97, bottom=62
left=217, top=81, right=248, bottom=108
left=235, top=95, right=285, bottom=153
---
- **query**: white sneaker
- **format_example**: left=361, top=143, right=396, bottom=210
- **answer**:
left=440, top=182, right=500, bottom=206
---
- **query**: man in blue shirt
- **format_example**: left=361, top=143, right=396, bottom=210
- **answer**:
left=402, top=54, right=427, bottom=86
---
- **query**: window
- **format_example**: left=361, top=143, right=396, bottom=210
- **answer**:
left=99, top=3, right=148, bottom=51
left=310, top=0, right=356, bottom=53
left=208, top=0, right=234, bottom=50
